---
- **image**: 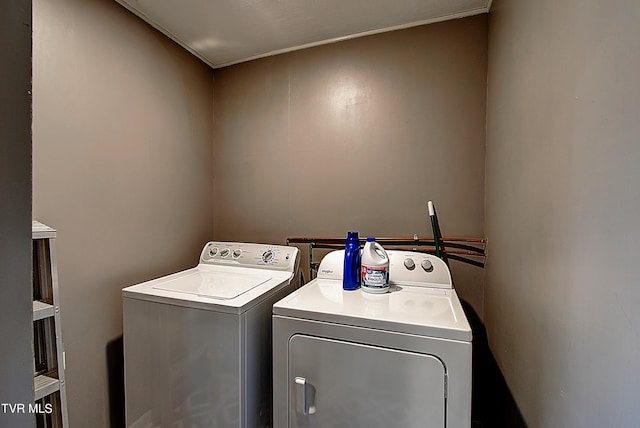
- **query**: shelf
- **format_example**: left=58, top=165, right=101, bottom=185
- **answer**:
left=34, top=374, right=60, bottom=401
left=32, top=221, right=68, bottom=426
left=33, top=300, right=55, bottom=321
left=32, top=221, right=56, bottom=240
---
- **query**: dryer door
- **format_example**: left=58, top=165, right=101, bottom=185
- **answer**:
left=288, top=334, right=446, bottom=428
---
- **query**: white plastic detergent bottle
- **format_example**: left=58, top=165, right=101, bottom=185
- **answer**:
left=360, top=237, right=390, bottom=294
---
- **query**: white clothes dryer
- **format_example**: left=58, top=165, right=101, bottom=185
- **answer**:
left=123, top=241, right=300, bottom=428
left=272, top=249, right=472, bottom=428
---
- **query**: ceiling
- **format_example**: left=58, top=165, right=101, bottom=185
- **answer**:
left=115, top=0, right=491, bottom=69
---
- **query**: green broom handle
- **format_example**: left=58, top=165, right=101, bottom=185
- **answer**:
left=428, top=201, right=441, bottom=258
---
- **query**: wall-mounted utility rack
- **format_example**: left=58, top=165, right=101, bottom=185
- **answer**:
left=32, top=221, right=68, bottom=428
left=286, top=235, right=486, bottom=281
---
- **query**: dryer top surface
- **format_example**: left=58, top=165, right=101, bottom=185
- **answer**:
left=273, top=277, right=472, bottom=341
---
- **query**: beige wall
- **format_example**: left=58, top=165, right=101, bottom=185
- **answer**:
left=485, top=0, right=640, bottom=426
left=32, top=0, right=214, bottom=425
left=213, top=15, right=488, bottom=315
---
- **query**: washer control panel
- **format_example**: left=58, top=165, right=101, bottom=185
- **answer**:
left=199, top=241, right=299, bottom=271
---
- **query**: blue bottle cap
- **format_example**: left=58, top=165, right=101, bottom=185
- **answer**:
left=347, top=231, right=359, bottom=238
left=366, top=237, right=375, bottom=242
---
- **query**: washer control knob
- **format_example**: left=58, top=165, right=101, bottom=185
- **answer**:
left=220, top=248, right=230, bottom=258
left=404, top=258, right=416, bottom=270
left=262, top=250, right=275, bottom=263
left=232, top=249, right=242, bottom=259
left=421, top=259, right=434, bottom=272
left=208, top=247, right=219, bottom=257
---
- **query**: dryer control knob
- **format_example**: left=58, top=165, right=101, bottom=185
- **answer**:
left=421, top=259, right=434, bottom=272
left=220, top=248, right=230, bottom=258
left=404, top=258, right=416, bottom=270
left=208, top=247, right=219, bottom=257
left=232, top=249, right=242, bottom=259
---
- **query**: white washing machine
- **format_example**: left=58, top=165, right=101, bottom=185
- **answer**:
left=272, top=249, right=472, bottom=428
left=123, top=241, right=300, bottom=428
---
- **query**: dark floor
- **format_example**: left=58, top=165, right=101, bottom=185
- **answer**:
left=106, top=337, right=125, bottom=428
left=461, top=300, right=528, bottom=428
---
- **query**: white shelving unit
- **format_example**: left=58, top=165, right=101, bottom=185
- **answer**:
left=32, top=221, right=68, bottom=428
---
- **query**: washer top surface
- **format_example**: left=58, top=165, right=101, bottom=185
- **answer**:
left=151, top=270, right=272, bottom=300
left=273, top=250, right=471, bottom=341
left=123, top=241, right=299, bottom=314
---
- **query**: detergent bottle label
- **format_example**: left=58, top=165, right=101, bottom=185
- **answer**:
left=361, top=265, right=389, bottom=290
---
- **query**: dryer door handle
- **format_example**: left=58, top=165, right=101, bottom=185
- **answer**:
left=295, top=376, right=316, bottom=415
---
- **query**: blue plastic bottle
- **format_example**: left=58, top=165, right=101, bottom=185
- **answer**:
left=343, top=231, right=361, bottom=290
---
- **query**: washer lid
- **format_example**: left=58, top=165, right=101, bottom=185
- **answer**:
left=152, top=271, right=271, bottom=300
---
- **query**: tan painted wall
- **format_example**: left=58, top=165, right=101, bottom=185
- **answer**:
left=485, top=0, right=640, bottom=425
left=32, top=0, right=214, bottom=425
left=213, top=15, right=488, bottom=315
